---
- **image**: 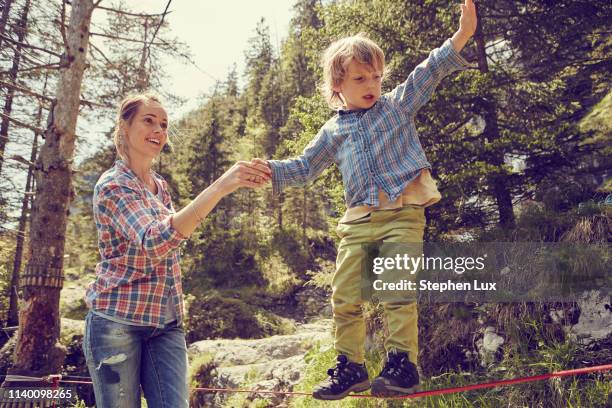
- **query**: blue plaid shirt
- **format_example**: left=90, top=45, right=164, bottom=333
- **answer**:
left=269, top=39, right=470, bottom=208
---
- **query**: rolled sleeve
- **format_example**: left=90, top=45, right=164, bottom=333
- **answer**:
left=443, top=38, right=472, bottom=71
left=268, top=160, right=291, bottom=195
left=387, top=38, right=472, bottom=115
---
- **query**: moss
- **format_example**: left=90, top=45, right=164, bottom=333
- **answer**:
left=62, top=297, right=89, bottom=320
left=579, top=91, right=612, bottom=139
left=189, top=353, right=217, bottom=408
left=186, top=294, right=295, bottom=343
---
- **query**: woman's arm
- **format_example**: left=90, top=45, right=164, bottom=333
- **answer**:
left=171, top=160, right=271, bottom=237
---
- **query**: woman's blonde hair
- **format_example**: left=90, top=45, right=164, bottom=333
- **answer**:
left=112, top=93, right=165, bottom=161
left=321, top=33, right=385, bottom=109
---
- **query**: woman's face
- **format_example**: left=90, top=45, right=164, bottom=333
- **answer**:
left=123, top=101, right=169, bottom=162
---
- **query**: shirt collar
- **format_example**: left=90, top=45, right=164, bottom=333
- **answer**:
left=337, top=99, right=382, bottom=116
left=337, top=108, right=366, bottom=115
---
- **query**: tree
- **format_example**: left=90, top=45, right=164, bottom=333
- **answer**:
left=306, top=0, right=611, bottom=235
left=0, top=0, right=14, bottom=51
left=5, top=69, right=48, bottom=327
left=0, top=0, right=94, bottom=397
left=0, top=0, right=30, bottom=176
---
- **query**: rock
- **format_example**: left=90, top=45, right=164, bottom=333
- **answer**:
left=482, top=326, right=505, bottom=353
left=188, top=320, right=332, bottom=366
left=569, top=290, right=612, bottom=344
left=550, top=309, right=565, bottom=324
left=294, top=286, right=331, bottom=319
left=215, top=363, right=269, bottom=389
left=476, top=326, right=505, bottom=367
left=189, top=319, right=332, bottom=407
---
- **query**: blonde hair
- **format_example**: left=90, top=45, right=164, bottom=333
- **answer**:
left=321, top=33, right=385, bottom=109
left=112, top=93, right=165, bottom=161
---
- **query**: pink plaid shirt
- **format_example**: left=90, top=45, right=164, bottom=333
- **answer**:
left=85, top=160, right=187, bottom=327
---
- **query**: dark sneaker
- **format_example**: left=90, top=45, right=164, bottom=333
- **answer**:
left=312, top=354, right=370, bottom=400
left=371, top=350, right=420, bottom=397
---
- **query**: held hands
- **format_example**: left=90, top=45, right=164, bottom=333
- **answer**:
left=217, top=159, right=272, bottom=194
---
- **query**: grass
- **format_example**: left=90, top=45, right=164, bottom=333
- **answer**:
left=579, top=91, right=612, bottom=140
left=289, top=331, right=610, bottom=407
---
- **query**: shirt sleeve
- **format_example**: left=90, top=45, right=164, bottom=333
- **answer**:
left=387, top=38, right=471, bottom=115
left=267, top=127, right=335, bottom=195
left=95, top=183, right=186, bottom=262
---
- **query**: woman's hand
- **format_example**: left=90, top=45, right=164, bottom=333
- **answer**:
left=172, top=160, right=271, bottom=238
left=249, top=158, right=272, bottom=184
left=216, top=160, right=271, bottom=195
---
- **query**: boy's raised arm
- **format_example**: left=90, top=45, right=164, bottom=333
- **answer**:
left=388, top=0, right=477, bottom=115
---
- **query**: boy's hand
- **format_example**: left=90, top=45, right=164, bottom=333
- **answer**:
left=459, top=0, right=477, bottom=38
left=452, top=0, right=477, bottom=52
left=249, top=158, right=272, bottom=185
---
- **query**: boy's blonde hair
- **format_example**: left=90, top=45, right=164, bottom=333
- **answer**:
left=321, top=33, right=385, bottom=109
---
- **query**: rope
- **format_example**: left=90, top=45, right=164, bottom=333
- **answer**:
left=191, top=363, right=612, bottom=399
left=1, top=364, right=609, bottom=400
left=49, top=375, right=61, bottom=408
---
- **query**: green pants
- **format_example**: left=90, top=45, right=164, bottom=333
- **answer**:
left=333, top=206, right=425, bottom=365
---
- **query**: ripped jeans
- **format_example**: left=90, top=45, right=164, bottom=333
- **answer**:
left=83, top=311, right=189, bottom=408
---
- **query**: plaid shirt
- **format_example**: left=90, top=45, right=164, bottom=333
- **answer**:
left=85, top=160, right=186, bottom=327
left=268, top=39, right=470, bottom=207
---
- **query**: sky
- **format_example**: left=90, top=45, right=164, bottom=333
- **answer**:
left=127, top=0, right=295, bottom=115
left=1, top=1, right=295, bottom=224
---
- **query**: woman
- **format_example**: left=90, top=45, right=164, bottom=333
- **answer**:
left=83, top=94, right=271, bottom=407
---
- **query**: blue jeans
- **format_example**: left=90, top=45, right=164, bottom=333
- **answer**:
left=83, top=311, right=189, bottom=408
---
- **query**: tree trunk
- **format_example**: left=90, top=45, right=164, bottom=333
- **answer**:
left=0, top=0, right=94, bottom=401
left=473, top=3, right=515, bottom=228
left=302, top=187, right=307, bottom=246
left=277, top=192, right=283, bottom=230
left=0, top=0, right=14, bottom=51
left=0, top=0, right=29, bottom=176
left=136, top=16, right=149, bottom=91
left=7, top=70, right=48, bottom=327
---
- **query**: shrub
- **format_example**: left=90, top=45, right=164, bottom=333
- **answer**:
left=186, top=294, right=294, bottom=343
left=189, top=353, right=217, bottom=408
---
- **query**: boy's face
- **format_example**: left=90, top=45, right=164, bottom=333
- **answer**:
left=334, top=59, right=383, bottom=111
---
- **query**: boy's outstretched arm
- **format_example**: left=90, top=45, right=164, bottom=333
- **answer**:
left=387, top=0, right=477, bottom=115
left=451, top=0, right=478, bottom=53
left=249, top=127, right=337, bottom=196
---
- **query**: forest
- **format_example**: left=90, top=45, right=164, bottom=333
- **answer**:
left=0, top=0, right=610, bottom=407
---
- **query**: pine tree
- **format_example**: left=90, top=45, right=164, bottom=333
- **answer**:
left=0, top=0, right=94, bottom=397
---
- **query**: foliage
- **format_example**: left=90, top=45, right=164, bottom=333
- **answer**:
left=2, top=2, right=606, bottom=402
left=292, top=323, right=610, bottom=408
left=185, top=293, right=295, bottom=343
left=0, top=234, right=14, bottom=326
left=189, top=352, right=217, bottom=408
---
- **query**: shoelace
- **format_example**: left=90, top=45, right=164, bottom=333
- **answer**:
left=382, top=359, right=402, bottom=378
left=326, top=356, right=359, bottom=388
left=382, top=355, right=414, bottom=380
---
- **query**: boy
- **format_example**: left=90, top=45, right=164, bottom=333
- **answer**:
left=254, top=0, right=477, bottom=400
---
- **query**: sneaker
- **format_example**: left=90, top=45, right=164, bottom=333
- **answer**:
left=312, top=354, right=370, bottom=400
left=371, top=350, right=420, bottom=397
